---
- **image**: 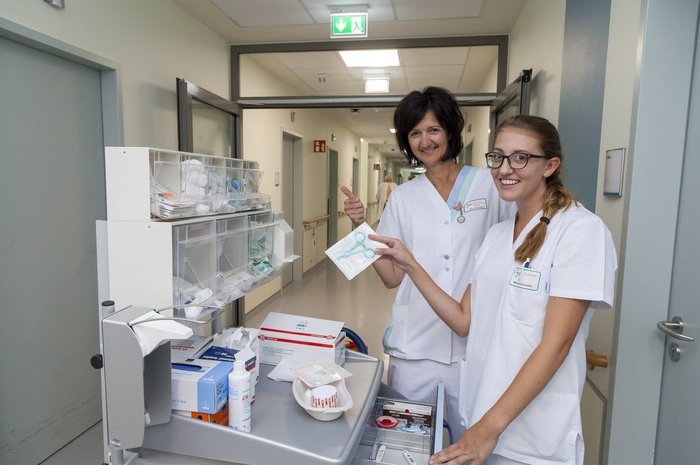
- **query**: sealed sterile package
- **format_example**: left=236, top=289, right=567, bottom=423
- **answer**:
left=325, top=222, right=386, bottom=280
left=293, top=358, right=353, bottom=387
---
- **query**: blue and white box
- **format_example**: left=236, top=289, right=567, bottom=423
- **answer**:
left=171, top=359, right=233, bottom=413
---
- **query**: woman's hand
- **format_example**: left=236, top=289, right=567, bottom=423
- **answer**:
left=429, top=420, right=500, bottom=465
left=368, top=234, right=419, bottom=273
left=341, top=186, right=366, bottom=226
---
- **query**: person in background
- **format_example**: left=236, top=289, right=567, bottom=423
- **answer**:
left=370, top=115, right=617, bottom=465
left=341, top=86, right=513, bottom=438
left=376, top=174, right=398, bottom=220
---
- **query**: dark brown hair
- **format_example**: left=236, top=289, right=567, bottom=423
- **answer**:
left=393, top=86, right=464, bottom=165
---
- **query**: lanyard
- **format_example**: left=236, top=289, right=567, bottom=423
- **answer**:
left=449, top=167, right=478, bottom=223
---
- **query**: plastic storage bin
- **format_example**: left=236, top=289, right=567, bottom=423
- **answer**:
left=105, top=147, right=269, bottom=221
left=171, top=213, right=283, bottom=308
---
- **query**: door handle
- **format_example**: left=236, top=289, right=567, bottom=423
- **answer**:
left=657, top=316, right=695, bottom=342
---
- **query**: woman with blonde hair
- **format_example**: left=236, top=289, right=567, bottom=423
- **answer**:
left=371, top=115, right=617, bottom=465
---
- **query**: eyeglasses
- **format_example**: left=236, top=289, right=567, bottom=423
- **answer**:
left=484, top=151, right=547, bottom=170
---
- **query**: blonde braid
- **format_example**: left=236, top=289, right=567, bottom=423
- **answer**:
left=514, top=179, right=576, bottom=263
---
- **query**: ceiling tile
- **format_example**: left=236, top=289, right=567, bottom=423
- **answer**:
left=400, top=47, right=471, bottom=66
left=393, top=0, right=485, bottom=21
left=301, top=0, right=396, bottom=23
left=212, top=0, right=314, bottom=26
left=403, top=64, right=465, bottom=79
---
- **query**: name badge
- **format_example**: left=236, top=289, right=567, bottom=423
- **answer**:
left=509, top=267, right=541, bottom=291
left=464, top=198, right=487, bottom=213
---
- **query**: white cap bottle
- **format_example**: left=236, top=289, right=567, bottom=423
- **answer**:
left=237, top=329, right=257, bottom=403
left=228, top=360, right=251, bottom=432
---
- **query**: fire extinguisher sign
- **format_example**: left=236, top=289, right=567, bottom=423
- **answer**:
left=313, top=140, right=327, bottom=153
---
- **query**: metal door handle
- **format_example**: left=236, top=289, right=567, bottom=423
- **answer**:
left=657, top=316, right=695, bottom=342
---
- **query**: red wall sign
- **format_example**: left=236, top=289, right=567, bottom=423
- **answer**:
left=313, top=140, right=327, bottom=153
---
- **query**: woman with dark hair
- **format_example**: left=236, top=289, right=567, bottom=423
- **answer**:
left=342, top=87, right=513, bottom=438
left=370, top=115, right=617, bottom=465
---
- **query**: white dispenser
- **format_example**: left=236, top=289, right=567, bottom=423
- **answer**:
left=228, top=359, right=251, bottom=432
left=236, top=332, right=257, bottom=403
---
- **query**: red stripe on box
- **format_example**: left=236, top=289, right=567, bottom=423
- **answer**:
left=260, top=335, right=335, bottom=348
left=259, top=326, right=338, bottom=340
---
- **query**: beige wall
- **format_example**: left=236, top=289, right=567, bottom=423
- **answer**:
left=508, top=0, right=566, bottom=124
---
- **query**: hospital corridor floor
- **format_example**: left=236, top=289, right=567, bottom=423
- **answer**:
left=41, top=258, right=395, bottom=465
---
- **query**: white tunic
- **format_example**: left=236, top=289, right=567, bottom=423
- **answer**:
left=376, top=181, right=398, bottom=219
left=377, top=166, right=513, bottom=363
left=463, top=205, right=617, bottom=465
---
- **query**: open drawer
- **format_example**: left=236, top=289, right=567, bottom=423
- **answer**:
left=352, top=384, right=445, bottom=465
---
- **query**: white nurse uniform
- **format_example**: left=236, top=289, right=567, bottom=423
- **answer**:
left=377, top=166, right=514, bottom=437
left=463, top=204, right=617, bottom=465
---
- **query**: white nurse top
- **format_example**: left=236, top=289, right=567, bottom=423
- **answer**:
left=377, top=166, right=513, bottom=363
left=463, top=204, right=617, bottom=465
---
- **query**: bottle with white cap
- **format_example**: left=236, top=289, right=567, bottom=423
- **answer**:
left=228, top=359, right=251, bottom=432
left=237, top=329, right=257, bottom=403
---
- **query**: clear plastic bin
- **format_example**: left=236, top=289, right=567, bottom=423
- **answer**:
left=171, top=213, right=283, bottom=307
left=248, top=212, right=276, bottom=272
left=149, top=149, right=268, bottom=219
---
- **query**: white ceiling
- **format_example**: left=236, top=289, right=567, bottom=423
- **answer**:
left=171, top=0, right=527, bottom=157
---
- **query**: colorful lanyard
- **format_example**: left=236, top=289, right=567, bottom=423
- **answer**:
left=449, top=167, right=478, bottom=223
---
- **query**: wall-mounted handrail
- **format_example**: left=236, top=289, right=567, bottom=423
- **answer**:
left=586, top=349, right=609, bottom=369
left=303, top=214, right=330, bottom=227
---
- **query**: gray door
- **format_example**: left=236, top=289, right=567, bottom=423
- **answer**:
left=654, top=11, right=700, bottom=463
left=0, top=36, right=105, bottom=464
left=327, top=148, right=338, bottom=244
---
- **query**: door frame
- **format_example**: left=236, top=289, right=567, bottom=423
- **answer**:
left=0, top=18, right=122, bottom=148
left=604, top=0, right=699, bottom=463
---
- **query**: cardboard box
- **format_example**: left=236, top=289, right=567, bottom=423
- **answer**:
left=173, top=401, right=229, bottom=425
left=257, top=312, right=346, bottom=365
left=170, top=335, right=213, bottom=362
left=171, top=359, right=232, bottom=413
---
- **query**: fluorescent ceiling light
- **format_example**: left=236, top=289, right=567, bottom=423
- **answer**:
left=365, top=78, right=390, bottom=94
left=340, top=49, right=400, bottom=67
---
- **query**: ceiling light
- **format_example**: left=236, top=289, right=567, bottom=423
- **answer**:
left=340, top=49, right=399, bottom=67
left=365, top=78, right=390, bottom=94
left=389, top=128, right=396, bottom=134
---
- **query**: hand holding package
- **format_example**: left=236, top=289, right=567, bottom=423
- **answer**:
left=325, top=222, right=385, bottom=280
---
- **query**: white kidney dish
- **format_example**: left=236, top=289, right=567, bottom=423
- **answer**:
left=292, top=377, right=353, bottom=421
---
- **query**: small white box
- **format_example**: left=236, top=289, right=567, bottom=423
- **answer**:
left=258, top=312, right=346, bottom=366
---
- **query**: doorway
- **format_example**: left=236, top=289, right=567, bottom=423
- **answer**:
left=327, top=148, right=339, bottom=245
left=282, top=131, right=304, bottom=283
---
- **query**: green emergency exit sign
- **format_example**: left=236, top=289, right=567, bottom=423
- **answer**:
left=330, top=13, right=368, bottom=38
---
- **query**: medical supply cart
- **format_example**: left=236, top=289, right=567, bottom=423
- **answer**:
left=96, top=147, right=444, bottom=465
left=99, top=304, right=442, bottom=465
left=99, top=304, right=385, bottom=465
